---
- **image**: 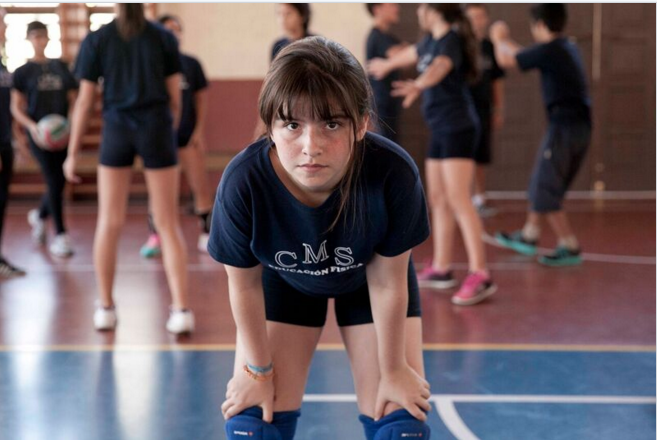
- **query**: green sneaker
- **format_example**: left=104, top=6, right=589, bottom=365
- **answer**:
left=538, top=247, right=582, bottom=267
left=495, top=231, right=538, bottom=256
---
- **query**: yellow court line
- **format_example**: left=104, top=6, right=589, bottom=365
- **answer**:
left=0, top=343, right=653, bottom=353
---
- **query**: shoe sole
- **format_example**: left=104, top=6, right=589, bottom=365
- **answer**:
left=451, top=284, right=498, bottom=306
left=418, top=279, right=459, bottom=290
left=537, top=256, right=583, bottom=267
left=495, top=235, right=537, bottom=256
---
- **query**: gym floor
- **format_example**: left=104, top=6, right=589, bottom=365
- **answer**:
left=0, top=199, right=654, bottom=439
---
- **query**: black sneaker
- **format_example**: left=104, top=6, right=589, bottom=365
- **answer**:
left=0, top=258, right=26, bottom=278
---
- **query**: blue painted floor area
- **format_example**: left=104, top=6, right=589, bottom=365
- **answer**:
left=0, top=350, right=654, bottom=439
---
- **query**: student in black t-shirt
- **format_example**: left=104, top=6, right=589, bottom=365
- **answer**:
left=211, top=37, right=431, bottom=440
left=271, top=3, right=312, bottom=61
left=465, top=3, right=505, bottom=217
left=0, top=7, right=26, bottom=277
left=139, top=14, right=214, bottom=259
left=11, top=21, right=78, bottom=258
left=491, top=4, right=591, bottom=266
left=65, top=4, right=194, bottom=334
left=369, top=4, right=496, bottom=306
left=365, top=3, right=406, bottom=142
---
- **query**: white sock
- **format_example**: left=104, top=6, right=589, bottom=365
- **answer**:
left=558, top=236, right=579, bottom=251
left=521, top=223, right=541, bottom=241
left=472, top=194, right=486, bottom=207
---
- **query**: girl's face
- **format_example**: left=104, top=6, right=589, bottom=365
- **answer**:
left=270, top=98, right=368, bottom=198
left=379, top=3, right=400, bottom=25
left=417, top=4, right=441, bottom=31
left=276, top=3, right=304, bottom=35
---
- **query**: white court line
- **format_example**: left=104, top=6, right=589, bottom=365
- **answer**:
left=301, top=394, right=656, bottom=405
left=482, top=232, right=656, bottom=265
left=434, top=397, right=479, bottom=440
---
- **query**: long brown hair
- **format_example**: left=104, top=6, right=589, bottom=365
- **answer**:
left=428, top=4, right=479, bottom=83
left=259, top=36, right=372, bottom=233
left=116, top=4, right=145, bottom=40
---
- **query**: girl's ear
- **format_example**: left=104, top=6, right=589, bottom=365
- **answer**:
left=356, top=114, right=370, bottom=141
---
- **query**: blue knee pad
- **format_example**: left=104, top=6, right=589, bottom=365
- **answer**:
left=225, top=407, right=301, bottom=440
left=359, top=409, right=431, bottom=440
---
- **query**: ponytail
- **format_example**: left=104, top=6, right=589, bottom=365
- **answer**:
left=116, top=3, right=145, bottom=40
left=427, top=4, right=479, bottom=83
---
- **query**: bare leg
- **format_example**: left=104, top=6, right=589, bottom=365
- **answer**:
left=340, top=317, right=425, bottom=418
left=94, top=166, right=132, bottom=308
left=425, top=159, right=456, bottom=272
left=233, top=322, right=323, bottom=411
left=441, top=159, right=487, bottom=272
left=179, top=146, right=214, bottom=214
left=144, top=166, right=189, bottom=310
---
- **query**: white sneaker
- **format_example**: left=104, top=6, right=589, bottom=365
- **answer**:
left=197, top=233, right=210, bottom=253
left=49, top=233, right=74, bottom=258
left=166, top=309, right=195, bottom=334
left=27, top=209, right=46, bottom=245
left=94, top=306, right=118, bottom=331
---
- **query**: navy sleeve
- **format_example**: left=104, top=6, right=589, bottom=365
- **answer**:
left=415, top=35, right=432, bottom=57
left=366, top=31, right=378, bottom=60
left=375, top=167, right=430, bottom=257
left=60, top=60, right=79, bottom=90
left=438, top=33, right=463, bottom=68
left=192, top=59, right=208, bottom=92
left=75, top=34, right=101, bottom=82
left=207, top=168, right=259, bottom=268
left=162, top=32, right=182, bottom=77
left=489, top=42, right=505, bottom=80
left=11, top=66, right=26, bottom=93
left=516, top=43, right=550, bottom=72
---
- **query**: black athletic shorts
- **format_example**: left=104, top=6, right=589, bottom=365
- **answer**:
left=262, top=260, right=422, bottom=327
left=100, top=106, right=177, bottom=169
left=528, top=121, right=591, bottom=213
left=428, top=127, right=478, bottom=160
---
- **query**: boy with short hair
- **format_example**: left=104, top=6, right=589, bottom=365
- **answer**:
left=490, top=4, right=591, bottom=266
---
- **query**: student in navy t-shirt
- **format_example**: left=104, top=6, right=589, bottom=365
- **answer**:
left=271, top=3, right=312, bottom=61
left=11, top=21, right=78, bottom=258
left=368, top=4, right=496, bottom=306
left=0, top=8, right=26, bottom=277
left=365, top=3, right=406, bottom=143
left=491, top=4, right=591, bottom=266
left=465, top=3, right=506, bottom=217
left=64, top=4, right=194, bottom=334
left=210, top=37, right=432, bottom=440
left=139, top=14, right=214, bottom=259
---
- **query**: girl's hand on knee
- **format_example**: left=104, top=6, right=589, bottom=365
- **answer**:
left=221, top=369, right=275, bottom=422
left=374, top=364, right=432, bottom=422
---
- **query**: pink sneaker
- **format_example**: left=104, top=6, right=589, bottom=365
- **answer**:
left=417, top=265, right=458, bottom=289
left=451, top=271, right=497, bottom=306
left=140, top=233, right=162, bottom=258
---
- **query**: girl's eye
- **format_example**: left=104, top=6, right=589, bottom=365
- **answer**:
left=326, top=121, right=340, bottom=130
left=285, top=122, right=299, bottom=131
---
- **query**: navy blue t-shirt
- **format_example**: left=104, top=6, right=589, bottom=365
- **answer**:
left=516, top=37, right=591, bottom=124
left=366, top=27, right=402, bottom=115
left=177, top=53, right=208, bottom=146
left=12, top=59, right=78, bottom=122
left=271, top=34, right=313, bottom=61
left=469, top=38, right=505, bottom=116
left=0, top=63, right=12, bottom=146
left=208, top=132, right=430, bottom=297
left=75, top=20, right=182, bottom=116
left=416, top=31, right=477, bottom=132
